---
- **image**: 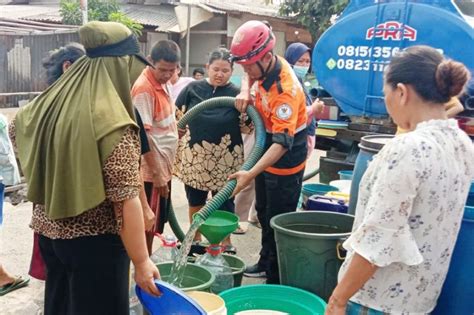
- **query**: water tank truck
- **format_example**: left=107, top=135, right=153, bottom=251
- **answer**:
left=311, top=0, right=474, bottom=182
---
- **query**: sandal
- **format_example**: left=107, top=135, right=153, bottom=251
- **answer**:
left=223, top=245, right=237, bottom=255
left=193, top=240, right=209, bottom=247
left=249, top=220, right=261, bottom=229
left=0, top=276, right=30, bottom=296
left=232, top=225, right=247, bottom=235
left=189, top=241, right=208, bottom=256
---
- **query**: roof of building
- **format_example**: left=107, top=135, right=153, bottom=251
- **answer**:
left=0, top=3, right=178, bottom=28
left=0, top=17, right=76, bottom=34
left=0, top=4, right=61, bottom=22
left=196, top=3, right=226, bottom=15
left=121, top=4, right=177, bottom=29
left=204, top=0, right=286, bottom=19
left=0, top=1, right=293, bottom=32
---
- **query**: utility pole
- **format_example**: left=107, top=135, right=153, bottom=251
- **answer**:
left=185, top=3, right=191, bottom=76
left=80, top=0, right=88, bottom=25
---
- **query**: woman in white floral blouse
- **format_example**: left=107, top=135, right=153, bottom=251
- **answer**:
left=326, top=45, right=474, bottom=315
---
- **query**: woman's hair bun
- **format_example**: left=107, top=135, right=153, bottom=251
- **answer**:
left=435, top=60, right=471, bottom=98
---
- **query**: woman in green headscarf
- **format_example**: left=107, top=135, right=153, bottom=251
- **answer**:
left=11, top=21, right=160, bottom=315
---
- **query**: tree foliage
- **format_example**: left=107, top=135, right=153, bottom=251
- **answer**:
left=279, top=0, right=349, bottom=40
left=59, top=0, right=82, bottom=26
left=60, top=0, right=142, bottom=36
left=108, top=12, right=143, bottom=36
left=87, top=0, right=120, bottom=22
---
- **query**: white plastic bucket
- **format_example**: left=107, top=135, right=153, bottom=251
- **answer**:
left=187, top=291, right=226, bottom=315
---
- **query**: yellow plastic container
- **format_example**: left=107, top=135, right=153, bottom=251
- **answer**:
left=325, top=191, right=350, bottom=203
left=187, top=291, right=227, bottom=315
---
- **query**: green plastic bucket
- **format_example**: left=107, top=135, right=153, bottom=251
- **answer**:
left=220, top=284, right=326, bottom=314
left=270, top=211, right=354, bottom=301
left=157, top=262, right=215, bottom=292
left=222, top=254, right=245, bottom=287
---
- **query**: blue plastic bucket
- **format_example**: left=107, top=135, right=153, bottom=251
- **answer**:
left=348, top=135, right=393, bottom=215
left=136, top=280, right=206, bottom=315
left=338, top=170, right=353, bottom=180
left=432, top=206, right=474, bottom=314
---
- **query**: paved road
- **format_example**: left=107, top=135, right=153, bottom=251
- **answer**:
left=0, top=151, right=321, bottom=314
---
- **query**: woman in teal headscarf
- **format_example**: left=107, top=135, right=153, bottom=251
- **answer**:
left=11, top=21, right=160, bottom=315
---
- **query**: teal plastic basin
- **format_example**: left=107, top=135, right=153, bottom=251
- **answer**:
left=338, top=170, right=353, bottom=180
left=220, top=284, right=326, bottom=315
left=302, top=184, right=339, bottom=197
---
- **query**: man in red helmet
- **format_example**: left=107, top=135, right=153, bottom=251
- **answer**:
left=229, top=20, right=308, bottom=284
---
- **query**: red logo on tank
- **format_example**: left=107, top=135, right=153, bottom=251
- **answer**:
left=366, top=21, right=417, bottom=41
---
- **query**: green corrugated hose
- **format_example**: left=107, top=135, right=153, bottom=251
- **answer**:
left=303, top=168, right=320, bottom=182
left=168, top=96, right=266, bottom=242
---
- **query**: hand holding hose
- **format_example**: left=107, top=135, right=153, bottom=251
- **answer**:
left=235, top=90, right=252, bottom=113
left=228, top=170, right=254, bottom=197
left=235, top=74, right=254, bottom=113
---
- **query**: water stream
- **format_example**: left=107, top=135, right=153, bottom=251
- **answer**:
left=169, top=217, right=203, bottom=287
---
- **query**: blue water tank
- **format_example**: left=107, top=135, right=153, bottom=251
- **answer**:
left=348, top=135, right=394, bottom=215
left=313, top=0, right=474, bottom=118
left=432, top=206, right=474, bottom=315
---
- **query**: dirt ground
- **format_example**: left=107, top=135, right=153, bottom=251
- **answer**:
left=0, top=151, right=321, bottom=314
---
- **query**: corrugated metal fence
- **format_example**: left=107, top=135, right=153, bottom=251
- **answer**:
left=0, top=30, right=79, bottom=108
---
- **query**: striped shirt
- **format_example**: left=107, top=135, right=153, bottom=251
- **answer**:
left=131, top=67, right=178, bottom=185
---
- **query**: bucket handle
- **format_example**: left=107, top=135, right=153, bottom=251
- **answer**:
left=336, top=239, right=348, bottom=261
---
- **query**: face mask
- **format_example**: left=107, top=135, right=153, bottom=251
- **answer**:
left=293, top=65, right=309, bottom=79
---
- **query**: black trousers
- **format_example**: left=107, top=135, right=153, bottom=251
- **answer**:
left=184, top=184, right=235, bottom=212
left=39, top=234, right=130, bottom=315
left=255, top=169, right=304, bottom=284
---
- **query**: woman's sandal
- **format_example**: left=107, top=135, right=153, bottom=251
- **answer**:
left=223, top=245, right=237, bottom=255
left=232, top=225, right=247, bottom=235
left=0, top=276, right=30, bottom=296
left=249, top=220, right=261, bottom=229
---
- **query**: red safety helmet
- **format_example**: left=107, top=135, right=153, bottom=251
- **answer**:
left=230, top=20, right=275, bottom=65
